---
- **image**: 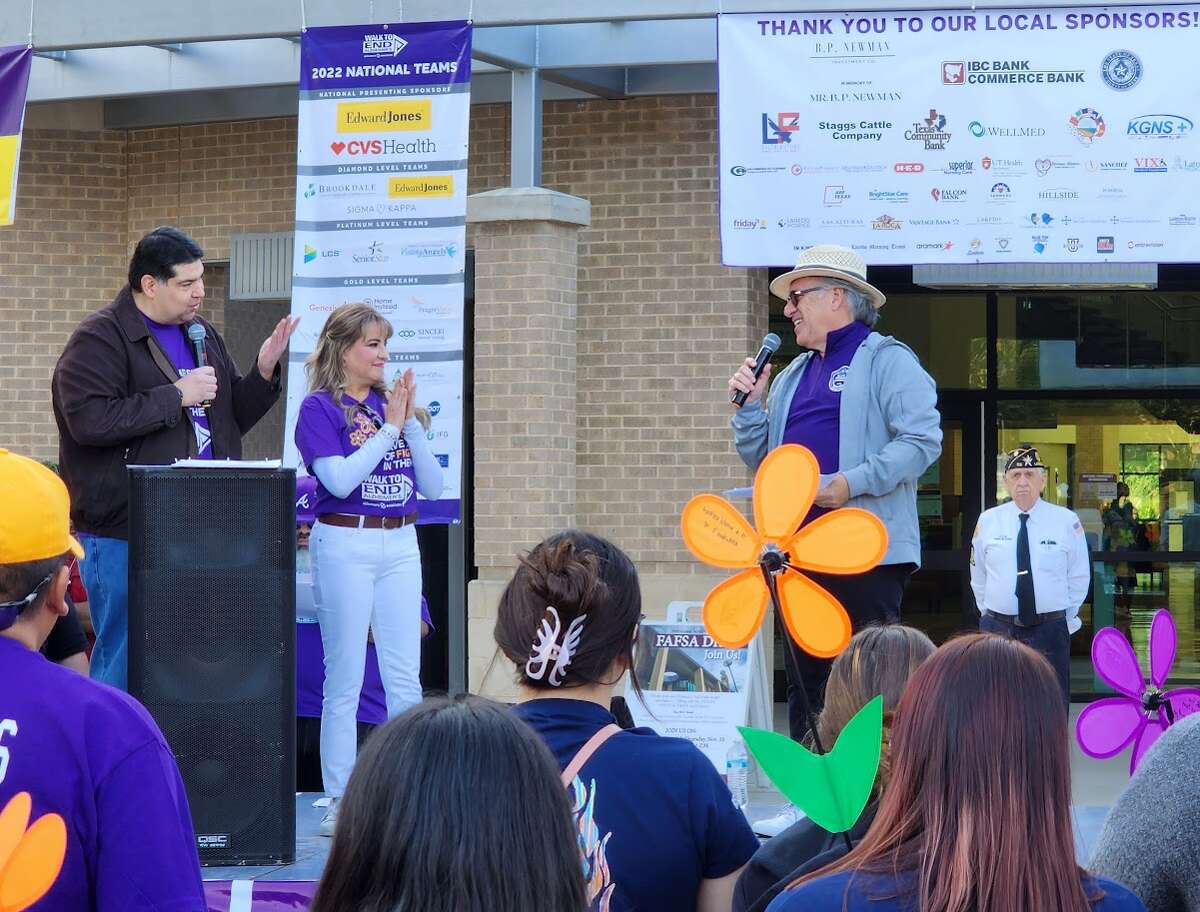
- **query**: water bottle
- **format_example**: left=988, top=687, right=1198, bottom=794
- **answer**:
left=725, top=739, right=750, bottom=811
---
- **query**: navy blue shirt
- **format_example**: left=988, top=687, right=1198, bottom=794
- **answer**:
left=782, top=320, right=870, bottom=522
left=514, top=699, right=759, bottom=912
left=767, top=870, right=1148, bottom=912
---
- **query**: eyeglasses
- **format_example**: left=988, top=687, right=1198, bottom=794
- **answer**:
left=786, top=284, right=834, bottom=307
left=0, top=571, right=55, bottom=615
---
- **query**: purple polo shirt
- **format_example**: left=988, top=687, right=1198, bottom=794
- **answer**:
left=294, top=390, right=419, bottom=517
left=142, top=315, right=213, bottom=459
left=0, top=636, right=205, bottom=911
left=782, top=320, right=870, bottom=522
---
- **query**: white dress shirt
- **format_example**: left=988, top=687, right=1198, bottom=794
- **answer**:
left=970, top=498, right=1091, bottom=634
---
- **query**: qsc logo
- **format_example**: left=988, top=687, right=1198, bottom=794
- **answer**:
left=894, top=162, right=924, bottom=173
left=1127, top=115, right=1194, bottom=138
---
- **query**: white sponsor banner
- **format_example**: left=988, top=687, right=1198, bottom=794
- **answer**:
left=719, top=6, right=1200, bottom=265
left=286, top=21, right=471, bottom=523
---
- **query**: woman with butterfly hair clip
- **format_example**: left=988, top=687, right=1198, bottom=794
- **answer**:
left=766, top=634, right=1147, bottom=912
left=497, top=530, right=759, bottom=912
left=734, top=625, right=935, bottom=912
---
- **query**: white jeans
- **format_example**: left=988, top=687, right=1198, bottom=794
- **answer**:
left=310, top=519, right=424, bottom=796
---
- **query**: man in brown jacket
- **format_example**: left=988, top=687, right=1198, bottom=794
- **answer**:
left=52, top=226, right=299, bottom=690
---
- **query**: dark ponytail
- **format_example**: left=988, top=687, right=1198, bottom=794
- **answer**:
left=495, top=530, right=643, bottom=697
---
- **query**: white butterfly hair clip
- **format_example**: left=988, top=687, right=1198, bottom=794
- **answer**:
left=525, top=606, right=587, bottom=687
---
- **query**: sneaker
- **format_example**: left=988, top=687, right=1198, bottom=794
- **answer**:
left=751, top=803, right=806, bottom=838
left=319, top=798, right=341, bottom=837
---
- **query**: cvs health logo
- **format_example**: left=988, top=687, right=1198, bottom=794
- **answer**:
left=331, top=140, right=383, bottom=156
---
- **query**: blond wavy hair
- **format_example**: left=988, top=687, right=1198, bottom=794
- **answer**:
left=305, top=303, right=393, bottom=427
left=815, top=624, right=935, bottom=795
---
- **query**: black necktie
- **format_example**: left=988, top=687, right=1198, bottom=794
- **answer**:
left=1015, top=513, right=1037, bottom=625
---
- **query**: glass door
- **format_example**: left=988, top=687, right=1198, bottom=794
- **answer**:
left=901, top=394, right=986, bottom=643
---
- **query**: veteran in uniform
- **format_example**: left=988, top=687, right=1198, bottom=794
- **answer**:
left=970, top=446, right=1090, bottom=703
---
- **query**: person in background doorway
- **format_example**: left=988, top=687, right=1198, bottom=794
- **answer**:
left=971, top=446, right=1090, bottom=704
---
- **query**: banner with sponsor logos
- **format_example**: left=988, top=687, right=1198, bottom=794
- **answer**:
left=0, top=45, right=32, bottom=226
left=285, top=21, right=470, bottom=523
left=719, top=6, right=1200, bottom=265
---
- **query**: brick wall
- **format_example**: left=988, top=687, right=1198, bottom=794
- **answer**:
left=0, top=129, right=128, bottom=460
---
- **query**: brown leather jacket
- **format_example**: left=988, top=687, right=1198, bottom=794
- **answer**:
left=52, top=285, right=281, bottom=538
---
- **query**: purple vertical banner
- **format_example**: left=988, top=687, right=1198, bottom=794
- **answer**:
left=286, top=21, right=471, bottom=525
left=0, top=45, right=33, bottom=226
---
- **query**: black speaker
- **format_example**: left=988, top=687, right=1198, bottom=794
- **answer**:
left=128, top=466, right=296, bottom=866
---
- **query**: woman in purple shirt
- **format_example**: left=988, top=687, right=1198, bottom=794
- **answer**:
left=294, top=303, right=443, bottom=835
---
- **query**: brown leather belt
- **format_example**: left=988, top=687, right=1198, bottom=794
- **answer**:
left=317, top=512, right=417, bottom=529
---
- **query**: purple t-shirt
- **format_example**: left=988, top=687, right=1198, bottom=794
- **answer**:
left=0, top=636, right=205, bottom=911
left=143, top=316, right=213, bottom=459
left=295, top=390, right=419, bottom=517
left=782, top=320, right=871, bottom=523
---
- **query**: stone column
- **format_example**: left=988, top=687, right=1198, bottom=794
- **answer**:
left=465, top=186, right=590, bottom=697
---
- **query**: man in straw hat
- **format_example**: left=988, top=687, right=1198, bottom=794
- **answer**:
left=971, top=445, right=1090, bottom=704
left=729, top=245, right=941, bottom=790
left=0, top=447, right=206, bottom=909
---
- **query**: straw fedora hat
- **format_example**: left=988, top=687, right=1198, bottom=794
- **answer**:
left=768, top=244, right=886, bottom=310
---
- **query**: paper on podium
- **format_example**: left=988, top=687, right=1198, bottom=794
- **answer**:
left=167, top=459, right=283, bottom=469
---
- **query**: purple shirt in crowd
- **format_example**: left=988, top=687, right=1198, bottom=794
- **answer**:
left=143, top=315, right=213, bottom=458
left=0, top=637, right=205, bottom=911
left=782, top=320, right=870, bottom=523
left=295, top=390, right=418, bottom=517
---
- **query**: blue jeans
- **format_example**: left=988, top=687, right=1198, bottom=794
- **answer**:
left=77, top=534, right=129, bottom=690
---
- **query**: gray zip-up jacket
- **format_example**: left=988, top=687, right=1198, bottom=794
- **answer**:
left=730, top=330, right=942, bottom=567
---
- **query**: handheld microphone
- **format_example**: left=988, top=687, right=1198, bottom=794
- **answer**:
left=185, top=323, right=213, bottom=409
left=732, top=333, right=782, bottom=407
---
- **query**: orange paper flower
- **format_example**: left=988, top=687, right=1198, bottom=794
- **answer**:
left=681, top=445, right=887, bottom=657
left=0, top=792, right=67, bottom=912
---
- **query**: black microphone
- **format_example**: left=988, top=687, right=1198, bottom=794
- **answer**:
left=185, top=323, right=212, bottom=409
left=186, top=322, right=208, bottom=367
left=731, top=333, right=781, bottom=407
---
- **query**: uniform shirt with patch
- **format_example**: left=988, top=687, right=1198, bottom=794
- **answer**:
left=295, top=389, right=418, bottom=517
left=0, top=637, right=205, bottom=911
left=513, top=699, right=758, bottom=912
left=969, top=498, right=1091, bottom=633
left=782, top=320, right=870, bottom=523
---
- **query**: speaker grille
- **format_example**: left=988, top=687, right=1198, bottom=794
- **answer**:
left=129, top=468, right=296, bottom=866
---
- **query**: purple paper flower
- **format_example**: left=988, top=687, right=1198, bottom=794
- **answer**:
left=1076, top=609, right=1200, bottom=774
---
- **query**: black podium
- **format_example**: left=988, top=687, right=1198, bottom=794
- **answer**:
left=128, top=465, right=296, bottom=866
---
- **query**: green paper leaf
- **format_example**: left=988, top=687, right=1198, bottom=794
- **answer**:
left=739, top=694, right=883, bottom=834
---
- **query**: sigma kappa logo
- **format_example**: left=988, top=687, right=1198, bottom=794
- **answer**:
left=829, top=366, right=850, bottom=392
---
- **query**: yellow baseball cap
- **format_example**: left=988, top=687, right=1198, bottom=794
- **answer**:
left=0, top=448, right=84, bottom=563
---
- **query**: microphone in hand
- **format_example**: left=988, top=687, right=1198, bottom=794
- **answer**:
left=730, top=333, right=781, bottom=407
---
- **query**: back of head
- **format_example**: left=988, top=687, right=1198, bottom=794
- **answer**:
left=310, top=696, right=587, bottom=912
left=495, top=530, right=642, bottom=693
left=799, top=634, right=1090, bottom=912
left=128, top=226, right=204, bottom=293
left=816, top=625, right=934, bottom=790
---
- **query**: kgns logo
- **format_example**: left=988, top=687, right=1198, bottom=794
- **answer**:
left=762, top=112, right=800, bottom=144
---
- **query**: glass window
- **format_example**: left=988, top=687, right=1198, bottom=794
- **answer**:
left=998, top=399, right=1200, bottom=691
left=874, top=294, right=987, bottom=390
left=998, top=292, right=1200, bottom=389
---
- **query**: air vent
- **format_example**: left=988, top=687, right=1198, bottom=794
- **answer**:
left=230, top=232, right=294, bottom=301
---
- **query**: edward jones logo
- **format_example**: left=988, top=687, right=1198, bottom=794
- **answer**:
left=337, top=100, right=432, bottom=133
left=389, top=176, right=454, bottom=197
